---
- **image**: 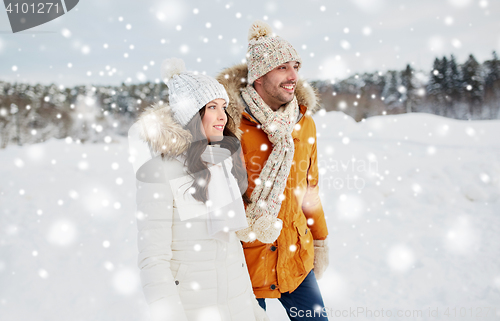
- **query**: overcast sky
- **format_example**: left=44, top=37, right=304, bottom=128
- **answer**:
left=0, top=0, right=499, bottom=87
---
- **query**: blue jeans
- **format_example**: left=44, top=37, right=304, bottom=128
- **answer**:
left=257, top=270, right=328, bottom=321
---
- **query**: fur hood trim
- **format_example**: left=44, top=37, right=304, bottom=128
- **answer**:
left=216, top=63, right=320, bottom=125
left=136, top=102, right=192, bottom=158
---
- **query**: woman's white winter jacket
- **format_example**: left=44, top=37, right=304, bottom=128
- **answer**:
left=128, top=103, right=268, bottom=321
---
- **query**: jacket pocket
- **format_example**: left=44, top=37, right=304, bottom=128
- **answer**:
left=293, top=221, right=314, bottom=275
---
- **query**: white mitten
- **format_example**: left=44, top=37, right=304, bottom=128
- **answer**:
left=252, top=298, right=270, bottom=321
left=313, top=238, right=329, bottom=280
left=236, top=217, right=256, bottom=242
left=253, top=215, right=282, bottom=244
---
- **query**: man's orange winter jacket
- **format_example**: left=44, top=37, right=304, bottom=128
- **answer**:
left=217, top=64, right=328, bottom=298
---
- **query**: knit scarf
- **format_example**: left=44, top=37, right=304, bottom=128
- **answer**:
left=236, top=84, right=299, bottom=243
left=200, top=145, right=249, bottom=242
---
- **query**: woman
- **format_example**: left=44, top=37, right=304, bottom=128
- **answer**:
left=128, top=58, right=269, bottom=321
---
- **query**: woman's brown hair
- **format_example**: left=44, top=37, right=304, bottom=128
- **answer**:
left=183, top=106, right=251, bottom=205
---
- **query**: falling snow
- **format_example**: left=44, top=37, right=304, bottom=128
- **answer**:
left=0, top=112, right=498, bottom=320
left=0, top=0, right=499, bottom=319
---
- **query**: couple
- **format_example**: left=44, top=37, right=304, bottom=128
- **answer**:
left=128, top=21, right=329, bottom=321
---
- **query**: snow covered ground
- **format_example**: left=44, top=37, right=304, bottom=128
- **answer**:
left=1, top=111, right=499, bottom=321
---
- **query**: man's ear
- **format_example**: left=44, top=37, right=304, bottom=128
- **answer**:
left=253, top=77, right=262, bottom=86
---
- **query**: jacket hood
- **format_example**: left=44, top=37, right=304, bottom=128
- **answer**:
left=135, top=102, right=192, bottom=158
left=128, top=102, right=191, bottom=175
left=216, top=63, right=320, bottom=125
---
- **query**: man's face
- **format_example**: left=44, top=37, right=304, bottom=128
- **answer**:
left=254, top=61, right=300, bottom=111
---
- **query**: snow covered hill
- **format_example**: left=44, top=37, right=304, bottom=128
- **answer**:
left=307, top=111, right=500, bottom=320
left=1, top=111, right=499, bottom=320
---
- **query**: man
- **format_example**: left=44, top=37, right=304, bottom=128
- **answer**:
left=217, top=21, right=329, bottom=320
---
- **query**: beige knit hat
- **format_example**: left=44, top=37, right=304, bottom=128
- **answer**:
left=161, top=58, right=229, bottom=127
left=246, top=21, right=302, bottom=84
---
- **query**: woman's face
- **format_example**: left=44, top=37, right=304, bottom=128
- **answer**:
left=202, top=98, right=227, bottom=143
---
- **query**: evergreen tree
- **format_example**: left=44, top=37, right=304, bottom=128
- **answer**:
left=443, top=55, right=463, bottom=117
left=461, top=54, right=484, bottom=118
left=381, top=70, right=402, bottom=109
left=484, top=51, right=500, bottom=118
left=400, top=64, right=418, bottom=113
left=426, top=57, right=446, bottom=115
left=485, top=51, right=500, bottom=86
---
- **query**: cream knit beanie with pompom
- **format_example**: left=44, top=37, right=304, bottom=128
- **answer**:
left=246, top=20, right=302, bottom=84
left=161, top=57, right=229, bottom=127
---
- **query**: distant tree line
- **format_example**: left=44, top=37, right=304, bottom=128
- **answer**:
left=1, top=52, right=499, bottom=148
left=312, top=51, right=500, bottom=121
left=0, top=81, right=167, bottom=148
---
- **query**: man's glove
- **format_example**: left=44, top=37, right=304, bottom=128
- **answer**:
left=313, top=238, right=329, bottom=280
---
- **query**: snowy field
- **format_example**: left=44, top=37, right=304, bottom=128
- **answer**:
left=1, top=111, right=499, bottom=321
